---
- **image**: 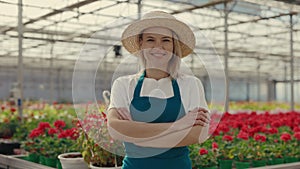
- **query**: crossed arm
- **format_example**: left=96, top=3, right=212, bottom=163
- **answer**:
left=107, top=107, right=210, bottom=148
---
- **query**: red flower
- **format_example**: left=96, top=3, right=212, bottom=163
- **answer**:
left=237, top=131, right=249, bottom=140
left=267, top=128, right=278, bottom=134
left=199, top=148, right=208, bottom=155
left=293, top=127, right=300, bottom=132
left=101, top=112, right=107, bottom=118
left=1, top=105, right=5, bottom=111
left=29, top=129, right=43, bottom=138
left=212, top=129, right=220, bottom=136
left=38, top=122, right=51, bottom=131
left=293, top=132, right=300, bottom=140
left=58, top=128, right=78, bottom=140
left=48, top=128, right=58, bottom=135
left=218, top=124, right=230, bottom=133
left=10, top=107, right=16, bottom=113
left=280, top=133, right=291, bottom=142
left=212, top=142, right=218, bottom=149
left=222, top=135, right=233, bottom=141
left=54, top=120, right=66, bottom=129
left=254, top=134, right=266, bottom=142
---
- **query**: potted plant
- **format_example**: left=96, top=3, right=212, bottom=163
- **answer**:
left=21, top=120, right=80, bottom=168
left=233, top=131, right=254, bottom=169
left=215, top=135, right=235, bottom=169
left=189, top=141, right=219, bottom=169
left=58, top=152, right=89, bottom=169
left=77, top=112, right=124, bottom=168
left=0, top=106, right=21, bottom=155
left=251, top=134, right=268, bottom=167
left=292, top=132, right=300, bottom=161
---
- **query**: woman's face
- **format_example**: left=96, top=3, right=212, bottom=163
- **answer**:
left=140, top=27, right=174, bottom=71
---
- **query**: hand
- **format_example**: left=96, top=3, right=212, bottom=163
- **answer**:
left=116, top=107, right=132, bottom=121
left=194, top=107, right=210, bottom=126
left=173, top=107, right=210, bottom=131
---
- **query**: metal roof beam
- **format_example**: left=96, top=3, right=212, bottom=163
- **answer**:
left=1, top=0, right=99, bottom=34
left=171, top=0, right=233, bottom=14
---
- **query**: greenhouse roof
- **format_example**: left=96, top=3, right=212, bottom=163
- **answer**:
left=0, top=0, right=299, bottom=81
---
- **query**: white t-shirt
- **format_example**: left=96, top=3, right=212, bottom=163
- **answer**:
left=108, top=73, right=208, bottom=113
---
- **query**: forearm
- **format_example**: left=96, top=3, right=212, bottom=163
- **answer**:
left=108, top=109, right=181, bottom=142
left=134, top=124, right=209, bottom=148
left=109, top=119, right=175, bottom=141
left=108, top=107, right=209, bottom=144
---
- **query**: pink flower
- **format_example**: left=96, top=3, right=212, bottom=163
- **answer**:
left=199, top=148, right=208, bottom=155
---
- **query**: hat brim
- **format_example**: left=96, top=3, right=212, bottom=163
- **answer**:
left=121, top=18, right=195, bottom=58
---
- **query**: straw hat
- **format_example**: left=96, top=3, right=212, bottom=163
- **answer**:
left=121, top=11, right=195, bottom=58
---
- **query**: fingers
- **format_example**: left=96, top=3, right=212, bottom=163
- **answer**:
left=194, top=111, right=210, bottom=126
left=197, top=107, right=209, bottom=113
left=117, top=108, right=132, bottom=121
left=193, top=107, right=210, bottom=127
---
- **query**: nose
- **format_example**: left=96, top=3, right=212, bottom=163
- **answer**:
left=153, top=40, right=163, bottom=49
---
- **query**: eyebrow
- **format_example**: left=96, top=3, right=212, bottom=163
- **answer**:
left=145, top=35, right=172, bottom=39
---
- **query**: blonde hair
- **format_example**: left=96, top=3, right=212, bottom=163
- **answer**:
left=137, top=31, right=182, bottom=79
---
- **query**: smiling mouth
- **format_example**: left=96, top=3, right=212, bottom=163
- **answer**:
left=150, top=53, right=166, bottom=57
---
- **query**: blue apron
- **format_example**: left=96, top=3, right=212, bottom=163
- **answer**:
left=122, top=71, right=192, bottom=169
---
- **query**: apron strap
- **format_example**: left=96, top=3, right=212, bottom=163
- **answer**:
left=133, top=71, right=145, bottom=98
left=133, top=70, right=181, bottom=99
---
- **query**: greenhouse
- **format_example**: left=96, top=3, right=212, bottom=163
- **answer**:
left=0, top=0, right=300, bottom=169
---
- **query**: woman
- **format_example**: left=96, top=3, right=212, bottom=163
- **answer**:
left=107, top=11, right=210, bottom=169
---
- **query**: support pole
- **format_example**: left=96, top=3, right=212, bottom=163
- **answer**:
left=17, top=0, right=23, bottom=121
left=49, top=41, right=54, bottom=103
left=284, top=64, right=288, bottom=102
left=246, top=81, right=250, bottom=101
left=224, top=2, right=229, bottom=112
left=289, top=14, right=294, bottom=111
left=257, top=61, right=260, bottom=101
left=138, top=0, right=142, bottom=19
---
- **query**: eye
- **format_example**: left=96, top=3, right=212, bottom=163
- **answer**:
left=146, top=39, right=154, bottom=42
left=162, top=39, right=171, bottom=42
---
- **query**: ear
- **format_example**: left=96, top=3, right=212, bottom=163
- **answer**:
left=139, top=38, right=143, bottom=48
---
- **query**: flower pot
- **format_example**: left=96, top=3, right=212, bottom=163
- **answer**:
left=284, top=156, right=298, bottom=163
left=90, top=163, right=122, bottom=169
left=28, top=153, right=39, bottom=163
left=39, top=155, right=46, bottom=165
left=252, top=159, right=266, bottom=167
left=58, top=152, right=89, bottom=169
left=201, top=166, right=218, bottom=169
left=57, top=160, right=63, bottom=169
left=234, top=161, right=250, bottom=169
left=218, top=159, right=233, bottom=169
left=45, top=157, right=57, bottom=168
left=0, top=140, right=20, bottom=155
left=269, top=157, right=284, bottom=165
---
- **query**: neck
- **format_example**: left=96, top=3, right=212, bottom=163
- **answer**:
left=145, top=69, right=170, bottom=80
